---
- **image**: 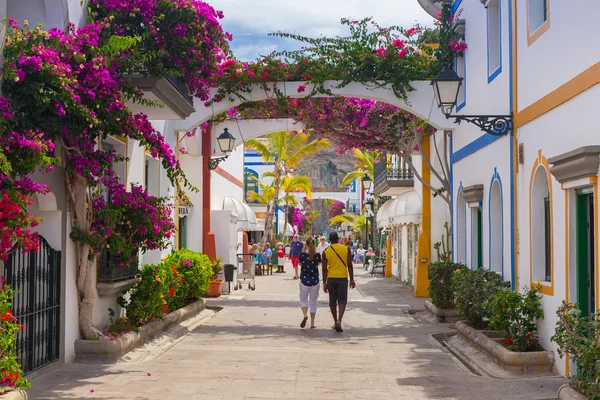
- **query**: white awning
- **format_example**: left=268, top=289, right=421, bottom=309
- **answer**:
left=388, top=190, right=422, bottom=226
left=376, top=199, right=394, bottom=227
left=222, top=197, right=261, bottom=230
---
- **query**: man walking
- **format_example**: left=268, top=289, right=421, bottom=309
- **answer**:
left=322, top=231, right=355, bottom=332
left=290, top=234, right=303, bottom=280
left=316, top=235, right=329, bottom=256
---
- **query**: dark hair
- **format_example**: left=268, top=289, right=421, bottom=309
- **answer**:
left=329, top=231, right=339, bottom=243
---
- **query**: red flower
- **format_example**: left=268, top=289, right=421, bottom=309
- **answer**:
left=169, top=287, right=175, bottom=297
left=162, top=305, right=169, bottom=314
left=303, top=74, right=311, bottom=80
left=525, top=332, right=532, bottom=338
left=297, top=85, right=306, bottom=93
left=505, top=337, right=513, bottom=345
left=1, top=310, right=16, bottom=322
left=393, top=39, right=405, bottom=49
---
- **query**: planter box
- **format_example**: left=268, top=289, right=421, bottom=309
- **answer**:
left=0, top=390, right=27, bottom=400
left=424, top=299, right=459, bottom=322
left=557, top=384, right=587, bottom=400
left=74, top=298, right=206, bottom=362
left=455, top=321, right=555, bottom=373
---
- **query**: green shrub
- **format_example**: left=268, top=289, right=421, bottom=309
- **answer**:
left=125, top=249, right=213, bottom=325
left=551, top=301, right=600, bottom=399
left=484, top=286, right=544, bottom=352
left=427, top=261, right=466, bottom=309
left=452, top=268, right=510, bottom=328
left=0, top=282, right=30, bottom=390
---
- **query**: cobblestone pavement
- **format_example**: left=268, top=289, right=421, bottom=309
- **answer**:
left=28, top=263, right=566, bottom=399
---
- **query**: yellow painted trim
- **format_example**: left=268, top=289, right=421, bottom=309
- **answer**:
left=593, top=177, right=599, bottom=312
left=415, top=137, right=431, bottom=297
left=564, top=188, right=570, bottom=377
left=526, top=0, right=550, bottom=47
left=108, top=135, right=127, bottom=144
left=515, top=62, right=600, bottom=128
left=385, top=236, right=392, bottom=278
left=528, top=150, right=554, bottom=296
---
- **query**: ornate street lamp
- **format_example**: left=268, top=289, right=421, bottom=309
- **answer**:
left=209, top=128, right=236, bottom=170
left=431, top=64, right=513, bottom=136
left=362, top=175, right=372, bottom=192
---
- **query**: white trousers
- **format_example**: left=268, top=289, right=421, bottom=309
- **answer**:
left=299, top=282, right=320, bottom=313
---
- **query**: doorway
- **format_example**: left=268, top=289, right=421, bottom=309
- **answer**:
left=576, top=189, right=595, bottom=316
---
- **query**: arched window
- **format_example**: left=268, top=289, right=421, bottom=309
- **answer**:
left=531, top=165, right=553, bottom=283
left=489, top=179, right=503, bottom=274
left=456, top=188, right=467, bottom=264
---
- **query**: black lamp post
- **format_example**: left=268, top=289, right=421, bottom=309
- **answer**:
left=431, top=64, right=513, bottom=136
left=364, top=197, right=375, bottom=249
left=209, top=128, right=236, bottom=170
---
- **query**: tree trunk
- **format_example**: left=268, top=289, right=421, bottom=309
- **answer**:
left=66, top=172, right=97, bottom=340
left=262, top=164, right=283, bottom=247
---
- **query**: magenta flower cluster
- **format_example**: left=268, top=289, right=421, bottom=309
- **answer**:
left=90, top=0, right=232, bottom=100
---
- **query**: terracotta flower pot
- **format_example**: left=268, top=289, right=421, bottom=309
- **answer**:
left=207, top=280, right=224, bottom=297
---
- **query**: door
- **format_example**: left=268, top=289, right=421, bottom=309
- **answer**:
left=576, top=190, right=595, bottom=316
left=3, top=236, right=61, bottom=374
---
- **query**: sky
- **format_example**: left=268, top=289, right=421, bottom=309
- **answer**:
left=210, top=0, right=436, bottom=61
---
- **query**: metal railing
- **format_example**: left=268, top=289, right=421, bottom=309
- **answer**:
left=374, top=154, right=414, bottom=188
left=97, top=250, right=140, bottom=283
left=345, top=199, right=361, bottom=214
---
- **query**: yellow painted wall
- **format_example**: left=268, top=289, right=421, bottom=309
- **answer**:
left=415, top=137, right=431, bottom=297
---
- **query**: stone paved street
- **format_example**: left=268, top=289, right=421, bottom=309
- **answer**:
left=28, top=264, right=566, bottom=399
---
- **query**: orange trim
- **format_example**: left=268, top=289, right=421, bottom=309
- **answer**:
left=528, top=149, right=554, bottom=296
left=202, top=125, right=212, bottom=250
left=515, top=62, right=600, bottom=127
left=214, top=166, right=244, bottom=188
left=526, top=0, right=550, bottom=47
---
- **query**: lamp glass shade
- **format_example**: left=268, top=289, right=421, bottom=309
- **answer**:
left=431, top=64, right=462, bottom=109
left=362, top=175, right=372, bottom=190
left=217, top=128, right=236, bottom=155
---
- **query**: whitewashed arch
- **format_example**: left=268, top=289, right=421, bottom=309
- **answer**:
left=36, top=191, right=58, bottom=211
left=175, top=81, right=453, bottom=139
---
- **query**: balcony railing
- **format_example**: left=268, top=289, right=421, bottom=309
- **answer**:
left=97, top=250, right=140, bottom=284
left=373, top=154, right=414, bottom=195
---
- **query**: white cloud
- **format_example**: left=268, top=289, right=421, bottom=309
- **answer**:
left=213, top=0, right=434, bottom=33
left=230, top=42, right=281, bottom=59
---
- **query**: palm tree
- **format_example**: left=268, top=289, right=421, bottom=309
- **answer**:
left=329, top=213, right=367, bottom=241
left=280, top=174, right=312, bottom=237
left=248, top=181, right=276, bottom=221
left=245, top=131, right=331, bottom=245
left=340, top=149, right=380, bottom=188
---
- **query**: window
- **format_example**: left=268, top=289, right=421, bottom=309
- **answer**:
left=531, top=166, right=552, bottom=283
left=144, top=155, right=159, bottom=196
left=454, top=55, right=466, bottom=111
left=489, top=180, right=503, bottom=274
left=471, top=207, right=483, bottom=269
left=528, top=0, right=548, bottom=33
left=486, top=0, right=501, bottom=82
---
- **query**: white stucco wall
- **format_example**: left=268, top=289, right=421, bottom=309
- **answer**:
left=516, top=84, right=600, bottom=375
left=516, top=1, right=600, bottom=111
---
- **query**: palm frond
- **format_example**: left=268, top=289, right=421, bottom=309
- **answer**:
left=245, top=139, right=274, bottom=163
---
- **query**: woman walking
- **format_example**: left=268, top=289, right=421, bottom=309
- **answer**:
left=298, top=238, right=321, bottom=329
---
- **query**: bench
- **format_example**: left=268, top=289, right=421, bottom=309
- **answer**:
left=370, top=257, right=386, bottom=276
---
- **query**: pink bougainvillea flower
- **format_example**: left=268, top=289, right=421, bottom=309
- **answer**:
left=297, top=85, right=306, bottom=93
left=398, top=48, right=409, bottom=59
left=90, top=389, right=95, bottom=393
left=392, top=39, right=405, bottom=49
left=147, top=372, right=151, bottom=376
left=302, top=73, right=311, bottom=80
left=375, top=47, right=387, bottom=57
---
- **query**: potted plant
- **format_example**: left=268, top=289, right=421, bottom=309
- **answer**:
left=206, top=257, right=224, bottom=297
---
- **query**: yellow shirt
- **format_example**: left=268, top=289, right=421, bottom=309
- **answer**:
left=325, top=244, right=349, bottom=279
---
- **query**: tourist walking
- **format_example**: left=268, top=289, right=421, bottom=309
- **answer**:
left=290, top=234, right=304, bottom=280
left=316, top=235, right=329, bottom=256
left=322, top=231, right=355, bottom=332
left=298, top=238, right=321, bottom=329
